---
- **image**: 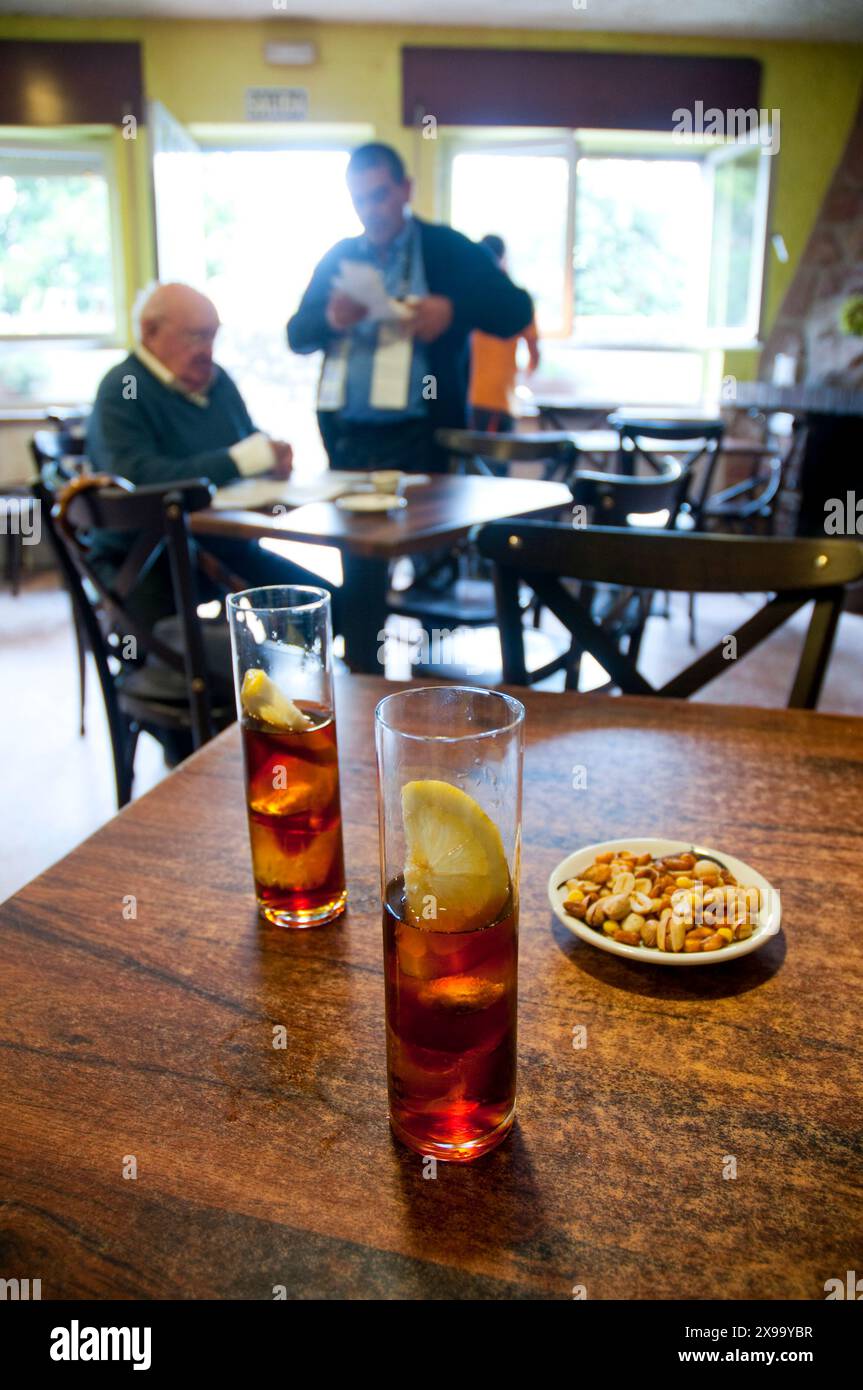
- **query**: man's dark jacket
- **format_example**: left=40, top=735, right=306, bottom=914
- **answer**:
left=287, top=216, right=534, bottom=432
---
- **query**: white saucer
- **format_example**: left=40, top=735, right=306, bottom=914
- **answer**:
left=335, top=493, right=408, bottom=513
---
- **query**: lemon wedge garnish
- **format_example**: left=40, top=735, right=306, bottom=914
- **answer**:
left=240, top=670, right=313, bottom=732
left=401, top=780, right=509, bottom=933
left=250, top=820, right=340, bottom=889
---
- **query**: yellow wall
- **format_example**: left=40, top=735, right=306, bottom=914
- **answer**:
left=2, top=14, right=862, bottom=376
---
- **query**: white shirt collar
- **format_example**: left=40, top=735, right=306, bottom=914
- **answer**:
left=134, top=343, right=210, bottom=408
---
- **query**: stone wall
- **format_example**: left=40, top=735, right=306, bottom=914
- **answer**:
left=760, top=93, right=863, bottom=387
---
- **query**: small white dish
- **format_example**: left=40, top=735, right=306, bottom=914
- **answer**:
left=548, top=837, right=781, bottom=966
left=335, top=492, right=408, bottom=513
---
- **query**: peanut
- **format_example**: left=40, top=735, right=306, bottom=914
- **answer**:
left=701, top=932, right=725, bottom=951
left=584, top=864, right=611, bottom=884
left=571, top=849, right=761, bottom=955
left=669, top=917, right=687, bottom=952
left=641, top=920, right=659, bottom=947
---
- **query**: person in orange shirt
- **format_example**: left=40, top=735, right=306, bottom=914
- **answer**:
left=469, top=235, right=540, bottom=433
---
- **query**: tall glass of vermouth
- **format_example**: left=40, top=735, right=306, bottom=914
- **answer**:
left=227, top=586, right=346, bottom=928
left=375, top=686, right=525, bottom=1161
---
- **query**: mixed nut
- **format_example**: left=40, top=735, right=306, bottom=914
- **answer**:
left=560, top=849, right=761, bottom=953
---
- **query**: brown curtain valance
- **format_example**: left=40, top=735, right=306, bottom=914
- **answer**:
left=0, top=41, right=144, bottom=126
left=402, top=46, right=761, bottom=131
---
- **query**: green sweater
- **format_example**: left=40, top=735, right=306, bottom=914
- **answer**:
left=86, top=352, right=254, bottom=567
left=87, top=353, right=255, bottom=488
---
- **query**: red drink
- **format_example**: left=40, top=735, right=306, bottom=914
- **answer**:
left=241, top=700, right=346, bottom=926
left=383, top=875, right=518, bottom=1160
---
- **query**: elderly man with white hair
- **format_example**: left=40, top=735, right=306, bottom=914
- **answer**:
left=87, top=282, right=334, bottom=625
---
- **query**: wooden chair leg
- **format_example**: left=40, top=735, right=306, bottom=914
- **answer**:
left=8, top=530, right=24, bottom=596
left=627, top=592, right=653, bottom=667
left=111, top=716, right=138, bottom=809
left=564, top=643, right=583, bottom=691
left=789, top=594, right=843, bottom=709
left=689, top=592, right=698, bottom=647
left=72, top=602, right=87, bottom=736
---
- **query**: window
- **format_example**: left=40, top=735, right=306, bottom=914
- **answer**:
left=196, top=147, right=362, bottom=467
left=0, top=139, right=123, bottom=406
left=573, top=156, right=709, bottom=346
left=449, top=141, right=572, bottom=336
left=446, top=129, right=772, bottom=406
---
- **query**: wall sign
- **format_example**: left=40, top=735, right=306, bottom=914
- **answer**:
left=245, top=87, right=309, bottom=122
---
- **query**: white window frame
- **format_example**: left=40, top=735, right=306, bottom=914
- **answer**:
left=702, top=131, right=774, bottom=350
left=0, top=135, right=124, bottom=347
left=443, top=126, right=774, bottom=355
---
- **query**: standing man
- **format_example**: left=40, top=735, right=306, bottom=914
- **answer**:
left=287, top=143, right=534, bottom=474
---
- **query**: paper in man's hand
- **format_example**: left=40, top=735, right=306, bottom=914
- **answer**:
left=333, top=260, right=412, bottom=324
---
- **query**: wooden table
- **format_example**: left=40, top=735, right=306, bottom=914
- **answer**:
left=192, top=473, right=571, bottom=673
left=733, top=383, right=863, bottom=537
left=2, top=678, right=861, bottom=1299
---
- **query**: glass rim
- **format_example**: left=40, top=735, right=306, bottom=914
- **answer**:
left=375, top=685, right=525, bottom=744
left=227, top=584, right=330, bottom=616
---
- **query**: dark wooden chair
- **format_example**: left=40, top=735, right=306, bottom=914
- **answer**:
left=571, top=457, right=689, bottom=529
left=701, top=450, right=786, bottom=534
left=609, top=417, right=727, bottom=645
left=435, top=428, right=578, bottom=482
left=609, top=416, right=725, bottom=521
left=41, top=473, right=240, bottom=806
left=31, top=434, right=91, bottom=734
left=476, top=520, right=863, bottom=708
left=561, top=458, right=692, bottom=685
left=385, top=430, right=576, bottom=654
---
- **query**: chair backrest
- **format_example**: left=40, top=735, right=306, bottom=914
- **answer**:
left=31, top=420, right=89, bottom=479
left=48, top=473, right=220, bottom=747
left=435, top=428, right=577, bottom=480
left=609, top=416, right=725, bottom=521
left=571, top=456, right=690, bottom=530
left=476, top=519, right=863, bottom=708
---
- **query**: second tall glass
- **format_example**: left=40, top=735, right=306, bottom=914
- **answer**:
left=375, top=686, right=525, bottom=1161
left=227, top=585, right=346, bottom=928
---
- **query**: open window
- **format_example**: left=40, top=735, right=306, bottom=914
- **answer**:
left=150, top=100, right=207, bottom=287
left=704, top=134, right=773, bottom=348
left=445, top=126, right=774, bottom=405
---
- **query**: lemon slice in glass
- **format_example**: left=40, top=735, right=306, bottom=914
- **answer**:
left=240, top=669, right=313, bottom=731
left=401, top=779, right=509, bottom=933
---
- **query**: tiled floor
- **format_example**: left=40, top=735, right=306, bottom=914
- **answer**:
left=2, top=571, right=861, bottom=903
